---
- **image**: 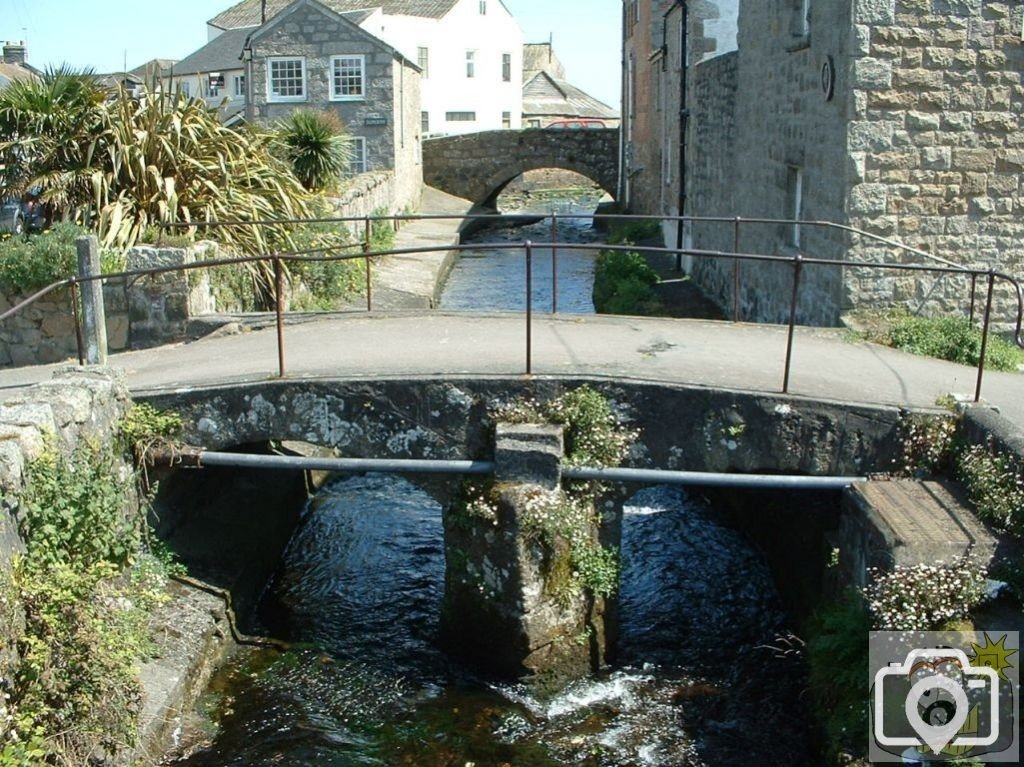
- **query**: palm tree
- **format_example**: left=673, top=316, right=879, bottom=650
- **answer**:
left=0, top=65, right=110, bottom=223
left=274, top=109, right=354, bottom=191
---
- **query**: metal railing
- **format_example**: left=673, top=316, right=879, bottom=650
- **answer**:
left=2, top=212, right=1022, bottom=404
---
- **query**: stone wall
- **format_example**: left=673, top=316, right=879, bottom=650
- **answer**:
left=681, top=0, right=1024, bottom=325
left=843, top=0, right=1024, bottom=325
left=0, top=242, right=218, bottom=367
left=326, top=171, right=402, bottom=225
left=140, top=377, right=909, bottom=479
left=689, top=0, right=855, bottom=325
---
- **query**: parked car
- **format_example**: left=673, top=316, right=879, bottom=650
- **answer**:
left=545, top=119, right=607, bottom=130
left=0, top=189, right=46, bottom=235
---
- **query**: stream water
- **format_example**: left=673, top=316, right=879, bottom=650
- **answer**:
left=438, top=194, right=604, bottom=313
left=171, top=480, right=814, bottom=767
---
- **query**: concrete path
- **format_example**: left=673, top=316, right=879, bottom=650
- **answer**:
left=1, top=312, right=1020, bottom=430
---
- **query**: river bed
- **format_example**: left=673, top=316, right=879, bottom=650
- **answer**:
left=438, top=194, right=605, bottom=314
left=168, top=479, right=814, bottom=767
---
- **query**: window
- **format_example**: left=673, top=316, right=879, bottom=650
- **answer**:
left=268, top=57, right=305, bottom=101
left=466, top=50, right=476, bottom=78
left=501, top=111, right=511, bottom=129
left=790, top=0, right=811, bottom=41
left=347, top=136, right=367, bottom=175
left=527, top=118, right=541, bottom=128
left=786, top=166, right=804, bottom=247
left=330, top=55, right=365, bottom=100
left=417, top=46, right=429, bottom=78
left=479, top=0, right=487, bottom=13
left=233, top=74, right=245, bottom=97
left=180, top=80, right=191, bottom=97
left=421, top=111, right=429, bottom=133
left=446, top=111, right=476, bottom=122
left=502, top=53, right=511, bottom=82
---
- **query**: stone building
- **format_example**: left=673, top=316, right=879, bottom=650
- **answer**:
left=208, top=0, right=524, bottom=137
left=625, top=0, right=1024, bottom=327
left=245, top=0, right=423, bottom=210
left=521, top=43, right=619, bottom=128
left=167, top=0, right=423, bottom=211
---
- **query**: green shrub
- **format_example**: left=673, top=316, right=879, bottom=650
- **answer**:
left=608, top=218, right=661, bottom=245
left=369, top=207, right=395, bottom=252
left=273, top=109, right=353, bottom=192
left=593, top=249, right=660, bottom=315
left=888, top=313, right=1024, bottom=372
left=1, top=435, right=171, bottom=765
left=805, top=590, right=872, bottom=761
left=0, top=223, right=86, bottom=293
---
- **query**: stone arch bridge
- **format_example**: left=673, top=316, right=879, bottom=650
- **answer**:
left=423, top=128, right=620, bottom=208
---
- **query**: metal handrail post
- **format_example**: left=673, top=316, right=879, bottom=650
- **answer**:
left=551, top=213, right=559, bottom=314
left=273, top=256, right=286, bottom=378
left=974, top=270, right=996, bottom=403
left=968, top=272, right=978, bottom=323
left=525, top=240, right=533, bottom=375
left=363, top=216, right=371, bottom=252
left=733, top=216, right=741, bottom=322
left=782, top=254, right=803, bottom=394
left=365, top=255, right=373, bottom=311
left=69, top=278, right=85, bottom=366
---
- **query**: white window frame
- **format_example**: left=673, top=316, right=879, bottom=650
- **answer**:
left=466, top=50, right=476, bottom=79
left=786, top=166, right=804, bottom=248
left=479, top=0, right=487, bottom=14
left=417, top=46, right=429, bottom=79
left=347, top=136, right=367, bottom=175
left=233, top=74, right=245, bottom=97
left=502, top=52, right=511, bottom=82
left=330, top=54, right=366, bottom=101
left=180, top=80, right=191, bottom=97
left=267, top=56, right=306, bottom=102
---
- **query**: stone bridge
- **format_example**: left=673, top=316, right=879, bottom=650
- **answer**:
left=423, top=128, right=620, bottom=208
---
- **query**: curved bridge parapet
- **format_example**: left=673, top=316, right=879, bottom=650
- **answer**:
left=423, top=129, right=620, bottom=208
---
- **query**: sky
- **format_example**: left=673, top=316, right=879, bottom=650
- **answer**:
left=4, top=0, right=622, bottom=108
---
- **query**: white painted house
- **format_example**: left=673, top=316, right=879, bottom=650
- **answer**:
left=205, top=0, right=524, bottom=135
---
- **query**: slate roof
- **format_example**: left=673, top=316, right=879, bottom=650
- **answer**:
left=0, top=62, right=37, bottom=89
left=170, top=26, right=254, bottom=75
left=209, top=0, right=459, bottom=29
left=522, top=42, right=564, bottom=83
left=522, top=71, right=619, bottom=120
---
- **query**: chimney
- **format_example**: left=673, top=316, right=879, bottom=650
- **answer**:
left=3, top=41, right=26, bottom=66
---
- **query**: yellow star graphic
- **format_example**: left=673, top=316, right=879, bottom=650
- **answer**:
left=969, top=632, right=1018, bottom=681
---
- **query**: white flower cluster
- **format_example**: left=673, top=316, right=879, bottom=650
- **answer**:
left=958, top=443, right=1024, bottom=531
left=898, top=414, right=957, bottom=477
left=863, top=559, right=987, bottom=631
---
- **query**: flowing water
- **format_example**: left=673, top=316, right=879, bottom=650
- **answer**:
left=438, top=194, right=604, bottom=314
left=171, top=479, right=815, bottom=767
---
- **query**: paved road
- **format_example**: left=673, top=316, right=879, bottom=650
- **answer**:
left=2, top=312, right=1021, bottom=429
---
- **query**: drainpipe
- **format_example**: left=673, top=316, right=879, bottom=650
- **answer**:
left=261, top=0, right=267, bottom=24
left=674, top=0, right=689, bottom=271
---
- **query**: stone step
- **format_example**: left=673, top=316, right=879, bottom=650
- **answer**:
left=839, top=478, right=996, bottom=587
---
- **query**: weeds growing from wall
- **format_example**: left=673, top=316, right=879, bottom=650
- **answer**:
left=481, top=386, right=637, bottom=599
left=0, top=418, right=178, bottom=765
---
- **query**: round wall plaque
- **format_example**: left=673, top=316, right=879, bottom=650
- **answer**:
left=821, top=55, right=836, bottom=101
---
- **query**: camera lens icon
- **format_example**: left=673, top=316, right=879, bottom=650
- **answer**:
left=874, top=648, right=1000, bottom=757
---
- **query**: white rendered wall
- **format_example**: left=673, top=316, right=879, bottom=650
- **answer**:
left=362, top=0, right=523, bottom=135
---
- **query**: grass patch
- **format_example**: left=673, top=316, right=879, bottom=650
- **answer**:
left=869, top=312, right=1024, bottom=371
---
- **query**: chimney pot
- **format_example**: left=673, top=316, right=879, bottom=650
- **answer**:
left=3, top=41, right=27, bottom=66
